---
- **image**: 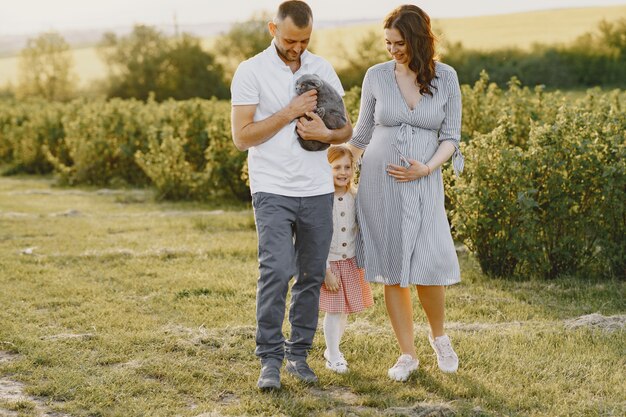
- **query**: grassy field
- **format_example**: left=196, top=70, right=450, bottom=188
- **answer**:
left=310, top=5, right=626, bottom=67
left=1, top=5, right=625, bottom=88
left=0, top=176, right=624, bottom=417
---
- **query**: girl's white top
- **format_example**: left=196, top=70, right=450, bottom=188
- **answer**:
left=327, top=190, right=357, bottom=263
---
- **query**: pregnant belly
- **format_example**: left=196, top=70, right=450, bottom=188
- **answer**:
left=364, top=125, right=438, bottom=168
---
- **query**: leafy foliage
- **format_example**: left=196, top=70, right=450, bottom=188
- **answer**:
left=17, top=32, right=76, bottom=101
left=213, top=13, right=273, bottom=82
left=336, top=30, right=389, bottom=90
left=135, top=126, right=210, bottom=200
left=442, top=18, right=626, bottom=88
left=44, top=98, right=154, bottom=185
left=98, top=25, right=228, bottom=101
left=334, top=18, right=626, bottom=91
left=446, top=81, right=625, bottom=279
left=1, top=75, right=623, bottom=280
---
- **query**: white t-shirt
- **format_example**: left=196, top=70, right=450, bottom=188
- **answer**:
left=231, top=41, right=345, bottom=197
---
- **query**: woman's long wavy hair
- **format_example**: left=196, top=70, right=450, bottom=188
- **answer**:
left=384, top=5, right=437, bottom=96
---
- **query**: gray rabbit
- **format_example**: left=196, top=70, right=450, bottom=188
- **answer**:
left=294, top=74, right=347, bottom=152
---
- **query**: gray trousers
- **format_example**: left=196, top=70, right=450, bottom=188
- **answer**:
left=251, top=191, right=333, bottom=362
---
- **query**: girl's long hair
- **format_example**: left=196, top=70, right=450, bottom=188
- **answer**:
left=384, top=5, right=437, bottom=96
left=327, top=145, right=355, bottom=193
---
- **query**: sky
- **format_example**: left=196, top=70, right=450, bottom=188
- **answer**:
left=1, top=0, right=626, bottom=35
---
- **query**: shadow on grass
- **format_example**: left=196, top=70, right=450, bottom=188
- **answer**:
left=412, top=369, right=525, bottom=416
left=491, top=275, right=625, bottom=319
left=244, top=369, right=518, bottom=416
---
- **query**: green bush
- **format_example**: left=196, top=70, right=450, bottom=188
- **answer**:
left=524, top=90, right=625, bottom=279
left=343, top=86, right=362, bottom=125
left=459, top=72, right=563, bottom=145
left=446, top=121, right=535, bottom=277
left=443, top=19, right=626, bottom=89
left=0, top=79, right=623, bottom=281
left=135, top=126, right=210, bottom=200
left=99, top=26, right=228, bottom=101
left=204, top=113, right=249, bottom=201
left=0, top=99, right=71, bottom=175
left=448, top=89, right=626, bottom=279
left=0, top=100, right=25, bottom=164
left=133, top=99, right=248, bottom=201
left=45, top=98, right=153, bottom=185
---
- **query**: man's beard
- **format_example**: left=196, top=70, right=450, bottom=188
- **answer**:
left=276, top=45, right=300, bottom=62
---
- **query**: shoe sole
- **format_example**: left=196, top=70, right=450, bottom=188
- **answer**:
left=439, top=365, right=458, bottom=373
left=258, top=383, right=281, bottom=391
left=388, top=371, right=416, bottom=381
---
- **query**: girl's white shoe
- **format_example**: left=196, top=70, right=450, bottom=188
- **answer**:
left=387, top=354, right=419, bottom=381
left=428, top=334, right=459, bottom=373
left=324, top=351, right=348, bottom=374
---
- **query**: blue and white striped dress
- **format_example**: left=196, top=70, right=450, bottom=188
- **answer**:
left=349, top=60, right=463, bottom=287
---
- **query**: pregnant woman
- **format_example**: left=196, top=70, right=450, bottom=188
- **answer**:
left=348, top=4, right=464, bottom=381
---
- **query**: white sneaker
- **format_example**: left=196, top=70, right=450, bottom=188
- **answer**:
left=429, top=334, right=459, bottom=373
left=387, top=354, right=419, bottom=381
left=324, top=350, right=348, bottom=374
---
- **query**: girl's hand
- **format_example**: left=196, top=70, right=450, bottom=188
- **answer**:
left=386, top=160, right=430, bottom=182
left=324, top=269, right=340, bottom=292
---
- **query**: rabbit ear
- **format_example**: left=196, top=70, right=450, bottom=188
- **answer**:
left=312, top=77, right=323, bottom=89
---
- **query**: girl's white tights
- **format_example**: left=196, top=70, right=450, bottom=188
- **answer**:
left=323, top=312, right=348, bottom=361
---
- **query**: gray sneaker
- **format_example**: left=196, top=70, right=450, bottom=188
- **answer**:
left=285, top=358, right=318, bottom=383
left=257, top=359, right=282, bottom=390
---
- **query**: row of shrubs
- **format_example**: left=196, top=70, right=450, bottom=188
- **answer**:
left=1, top=74, right=623, bottom=280
left=0, top=97, right=248, bottom=201
left=446, top=76, right=624, bottom=280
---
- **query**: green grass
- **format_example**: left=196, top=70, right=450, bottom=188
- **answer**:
left=0, top=176, right=624, bottom=416
left=1, top=5, right=625, bottom=88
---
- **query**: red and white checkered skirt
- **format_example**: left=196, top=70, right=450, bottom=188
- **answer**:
left=319, top=256, right=374, bottom=314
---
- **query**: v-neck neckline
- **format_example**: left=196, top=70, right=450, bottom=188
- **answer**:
left=392, top=62, right=423, bottom=112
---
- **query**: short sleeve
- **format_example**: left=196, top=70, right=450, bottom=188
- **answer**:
left=231, top=61, right=259, bottom=106
left=349, top=69, right=376, bottom=150
left=318, top=61, right=345, bottom=97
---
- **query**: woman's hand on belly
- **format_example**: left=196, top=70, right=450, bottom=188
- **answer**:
left=386, top=160, right=430, bottom=182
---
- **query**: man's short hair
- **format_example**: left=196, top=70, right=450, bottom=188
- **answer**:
left=276, top=1, right=313, bottom=28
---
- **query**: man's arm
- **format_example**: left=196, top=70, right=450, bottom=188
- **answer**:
left=231, top=90, right=318, bottom=151
left=295, top=103, right=353, bottom=145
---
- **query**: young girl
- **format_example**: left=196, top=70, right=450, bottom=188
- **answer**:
left=319, top=145, right=374, bottom=374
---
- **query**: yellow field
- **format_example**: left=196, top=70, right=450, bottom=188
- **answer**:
left=0, top=46, right=104, bottom=89
left=1, top=4, right=625, bottom=87
left=312, top=5, right=626, bottom=66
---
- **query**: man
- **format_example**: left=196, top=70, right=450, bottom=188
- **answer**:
left=230, top=0, right=352, bottom=390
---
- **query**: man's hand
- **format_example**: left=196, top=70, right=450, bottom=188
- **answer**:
left=286, top=90, right=317, bottom=120
left=324, top=268, right=340, bottom=292
left=296, top=111, right=331, bottom=142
